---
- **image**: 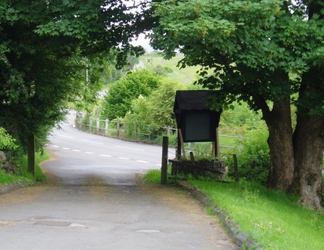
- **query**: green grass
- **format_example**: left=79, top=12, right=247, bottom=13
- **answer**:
left=189, top=179, right=324, bottom=250
left=12, top=150, right=50, bottom=183
left=0, top=169, right=27, bottom=185
left=143, top=169, right=161, bottom=184
left=139, top=54, right=200, bottom=84
left=219, top=135, right=239, bottom=148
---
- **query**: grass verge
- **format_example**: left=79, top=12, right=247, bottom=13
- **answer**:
left=189, top=179, right=324, bottom=250
left=142, top=169, right=324, bottom=250
left=0, top=169, right=27, bottom=185
left=15, top=150, right=49, bottom=182
left=142, top=169, right=161, bottom=184
left=0, top=150, right=50, bottom=186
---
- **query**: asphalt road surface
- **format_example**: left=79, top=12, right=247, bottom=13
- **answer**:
left=0, top=111, right=239, bottom=250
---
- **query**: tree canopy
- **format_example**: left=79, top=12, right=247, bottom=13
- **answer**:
left=0, top=0, right=153, bottom=150
left=101, top=69, right=162, bottom=120
left=150, top=0, right=324, bottom=210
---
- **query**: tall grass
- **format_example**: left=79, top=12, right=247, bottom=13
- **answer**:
left=14, top=150, right=49, bottom=183
left=0, top=170, right=26, bottom=185
left=143, top=169, right=161, bottom=184
left=189, top=179, right=324, bottom=250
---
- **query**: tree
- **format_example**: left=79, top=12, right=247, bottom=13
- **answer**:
left=100, top=69, right=162, bottom=120
left=123, top=78, right=184, bottom=139
left=146, top=79, right=185, bottom=128
left=0, top=0, right=153, bottom=150
left=150, top=0, right=324, bottom=210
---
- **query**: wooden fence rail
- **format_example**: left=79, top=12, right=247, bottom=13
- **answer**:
left=75, top=113, right=176, bottom=143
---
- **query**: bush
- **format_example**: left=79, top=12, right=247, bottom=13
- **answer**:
left=100, top=69, right=162, bottom=120
left=227, top=127, right=270, bottom=184
left=0, top=128, right=18, bottom=150
left=14, top=150, right=48, bottom=182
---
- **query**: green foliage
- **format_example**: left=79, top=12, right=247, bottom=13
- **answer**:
left=100, top=69, right=162, bottom=120
left=0, top=0, right=152, bottom=151
left=14, top=150, right=49, bottom=182
left=139, top=53, right=201, bottom=84
left=228, top=127, right=270, bottom=184
left=122, top=77, right=185, bottom=139
left=190, top=179, right=324, bottom=250
left=219, top=102, right=264, bottom=135
left=0, top=128, right=18, bottom=150
left=100, top=64, right=123, bottom=85
left=153, top=64, right=168, bottom=76
left=146, top=79, right=185, bottom=127
left=0, top=169, right=27, bottom=185
left=150, top=0, right=324, bottom=202
left=143, top=169, right=161, bottom=184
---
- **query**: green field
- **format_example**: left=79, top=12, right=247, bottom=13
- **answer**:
left=139, top=54, right=201, bottom=84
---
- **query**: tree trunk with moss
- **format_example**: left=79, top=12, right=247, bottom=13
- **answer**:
left=291, top=115, right=324, bottom=210
left=263, top=99, right=295, bottom=191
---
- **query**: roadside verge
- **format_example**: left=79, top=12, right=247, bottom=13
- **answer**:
left=0, top=180, right=34, bottom=194
left=177, top=180, right=263, bottom=250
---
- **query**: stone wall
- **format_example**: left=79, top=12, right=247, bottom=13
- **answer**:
left=0, top=151, right=17, bottom=174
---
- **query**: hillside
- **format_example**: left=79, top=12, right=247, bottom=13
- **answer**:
left=139, top=53, right=201, bottom=84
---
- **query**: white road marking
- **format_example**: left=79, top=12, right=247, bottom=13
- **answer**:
left=118, top=157, right=129, bottom=160
left=72, top=149, right=81, bottom=152
left=51, top=145, right=59, bottom=148
left=115, top=146, right=144, bottom=151
left=85, top=151, right=93, bottom=154
left=62, top=147, right=70, bottom=150
left=81, top=140, right=103, bottom=145
left=136, top=160, right=149, bottom=163
left=100, top=154, right=111, bottom=157
left=69, top=223, right=87, bottom=228
left=136, top=230, right=160, bottom=233
left=57, top=134, right=73, bottom=138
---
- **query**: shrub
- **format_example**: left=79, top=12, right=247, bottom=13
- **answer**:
left=0, top=128, right=18, bottom=150
left=100, top=69, right=162, bottom=120
left=227, top=127, right=270, bottom=184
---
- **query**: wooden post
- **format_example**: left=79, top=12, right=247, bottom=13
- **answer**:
left=178, top=128, right=186, bottom=160
left=28, top=133, right=35, bottom=179
left=89, top=117, right=92, bottom=133
left=189, top=151, right=195, bottom=163
left=216, top=127, right=220, bottom=160
left=161, top=136, right=169, bottom=184
left=79, top=113, right=82, bottom=129
left=134, top=122, right=138, bottom=140
left=105, top=119, right=109, bottom=136
left=117, top=119, right=120, bottom=137
left=233, top=154, right=239, bottom=182
left=212, top=142, right=215, bottom=158
left=96, top=117, right=100, bottom=134
left=190, top=151, right=198, bottom=178
left=176, top=135, right=181, bottom=160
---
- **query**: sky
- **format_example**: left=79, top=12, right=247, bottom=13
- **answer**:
left=131, top=33, right=153, bottom=52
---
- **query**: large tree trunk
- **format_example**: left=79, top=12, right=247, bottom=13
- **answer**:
left=264, top=99, right=295, bottom=191
left=291, top=115, right=324, bottom=210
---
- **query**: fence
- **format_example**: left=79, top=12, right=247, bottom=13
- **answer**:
left=75, top=113, right=177, bottom=144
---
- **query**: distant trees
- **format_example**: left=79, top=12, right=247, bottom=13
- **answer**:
left=100, top=69, right=162, bottom=120
left=123, top=77, right=185, bottom=129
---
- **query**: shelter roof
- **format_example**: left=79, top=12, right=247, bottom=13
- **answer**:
left=174, top=90, right=217, bottom=112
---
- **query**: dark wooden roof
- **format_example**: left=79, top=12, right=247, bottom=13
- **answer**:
left=174, top=90, right=217, bottom=112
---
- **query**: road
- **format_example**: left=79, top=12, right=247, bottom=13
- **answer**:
left=45, top=111, right=173, bottom=186
left=0, top=112, right=239, bottom=250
